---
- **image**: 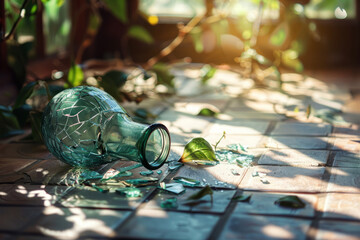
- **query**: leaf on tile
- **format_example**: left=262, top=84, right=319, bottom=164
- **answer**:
left=186, top=185, right=213, bottom=201
left=232, top=194, right=252, bottom=202
left=197, top=107, right=218, bottom=117
left=274, top=195, right=306, bottom=209
left=180, top=138, right=219, bottom=166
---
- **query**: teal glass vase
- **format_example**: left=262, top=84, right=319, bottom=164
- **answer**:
left=41, top=86, right=171, bottom=170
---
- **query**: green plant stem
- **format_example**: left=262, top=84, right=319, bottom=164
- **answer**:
left=214, top=131, right=226, bottom=151
left=1, top=0, right=30, bottom=41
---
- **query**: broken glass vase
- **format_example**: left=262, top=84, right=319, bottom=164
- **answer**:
left=42, top=86, right=171, bottom=169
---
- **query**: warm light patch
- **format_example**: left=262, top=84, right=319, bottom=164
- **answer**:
left=147, top=15, right=159, bottom=25
left=263, top=224, right=294, bottom=238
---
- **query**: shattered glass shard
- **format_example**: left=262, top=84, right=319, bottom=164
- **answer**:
left=160, top=197, right=178, bottom=209
left=173, top=176, right=201, bottom=187
left=168, top=161, right=183, bottom=171
left=125, top=177, right=158, bottom=186
left=159, top=182, right=186, bottom=194
left=116, top=187, right=143, bottom=197
left=140, top=170, right=154, bottom=176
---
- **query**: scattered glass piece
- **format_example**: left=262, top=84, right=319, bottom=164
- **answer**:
left=115, top=171, right=133, bottom=178
left=102, top=168, right=121, bottom=180
left=125, top=177, right=158, bottom=186
left=231, top=169, right=240, bottom=175
left=227, top=143, right=247, bottom=152
left=275, top=195, right=306, bottom=209
left=258, top=172, right=267, bottom=178
left=260, top=178, right=270, bottom=184
left=173, top=176, right=200, bottom=187
left=78, top=170, right=103, bottom=182
left=215, top=149, right=254, bottom=167
left=118, top=163, right=143, bottom=172
left=157, top=170, right=162, bottom=175
left=168, top=161, right=183, bottom=171
left=252, top=171, right=259, bottom=177
left=116, top=187, right=143, bottom=198
left=159, top=182, right=185, bottom=194
left=91, top=184, right=109, bottom=193
left=161, top=197, right=178, bottom=209
left=140, top=170, right=154, bottom=176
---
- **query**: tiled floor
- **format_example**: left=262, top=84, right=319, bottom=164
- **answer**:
left=1, top=66, right=360, bottom=239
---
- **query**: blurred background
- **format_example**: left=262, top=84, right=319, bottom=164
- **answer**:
left=0, top=0, right=358, bottom=138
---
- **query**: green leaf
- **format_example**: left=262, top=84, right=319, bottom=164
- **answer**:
left=210, top=19, right=229, bottom=46
left=180, top=138, right=219, bottom=166
left=0, top=105, right=23, bottom=138
left=190, top=26, right=204, bottom=53
left=281, top=49, right=304, bottom=72
left=29, top=111, right=43, bottom=143
left=197, top=108, right=218, bottom=117
left=232, top=194, right=252, bottom=202
left=67, top=63, right=84, bottom=87
left=270, top=23, right=288, bottom=47
left=98, top=70, right=128, bottom=102
left=128, top=25, right=154, bottom=44
left=241, top=48, right=270, bottom=65
left=13, top=82, right=37, bottom=109
left=200, top=64, right=217, bottom=84
left=186, top=185, right=213, bottom=201
left=274, top=195, right=306, bottom=209
left=103, top=0, right=127, bottom=23
left=151, top=63, right=174, bottom=87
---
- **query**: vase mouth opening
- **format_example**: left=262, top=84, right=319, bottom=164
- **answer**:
left=140, top=123, right=171, bottom=170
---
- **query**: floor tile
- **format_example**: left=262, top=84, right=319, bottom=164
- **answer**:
left=259, top=149, right=329, bottom=166
left=0, top=206, right=43, bottom=231
left=145, top=188, right=236, bottom=213
left=0, top=184, right=71, bottom=206
left=331, top=138, right=360, bottom=152
left=0, top=158, right=37, bottom=175
left=208, top=120, right=270, bottom=135
left=204, top=134, right=264, bottom=149
left=117, top=209, right=219, bottom=240
left=25, top=206, right=131, bottom=239
left=316, top=220, right=360, bottom=240
left=327, top=167, right=360, bottom=193
left=219, top=214, right=311, bottom=240
left=271, top=122, right=331, bottom=136
left=266, top=136, right=328, bottom=150
left=173, top=163, right=246, bottom=189
left=333, top=151, right=360, bottom=167
left=232, top=192, right=317, bottom=217
left=322, top=193, right=360, bottom=220
left=0, top=143, right=54, bottom=160
left=60, top=186, right=155, bottom=209
left=157, top=110, right=211, bottom=134
left=240, top=166, right=326, bottom=192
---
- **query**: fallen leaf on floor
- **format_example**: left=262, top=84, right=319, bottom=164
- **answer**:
left=186, top=185, right=213, bottom=201
left=197, top=107, right=218, bottom=117
left=180, top=138, right=219, bottom=166
left=274, top=195, right=306, bottom=209
left=232, top=194, right=252, bottom=202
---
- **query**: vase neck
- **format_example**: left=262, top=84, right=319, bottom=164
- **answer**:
left=102, top=112, right=170, bottom=169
